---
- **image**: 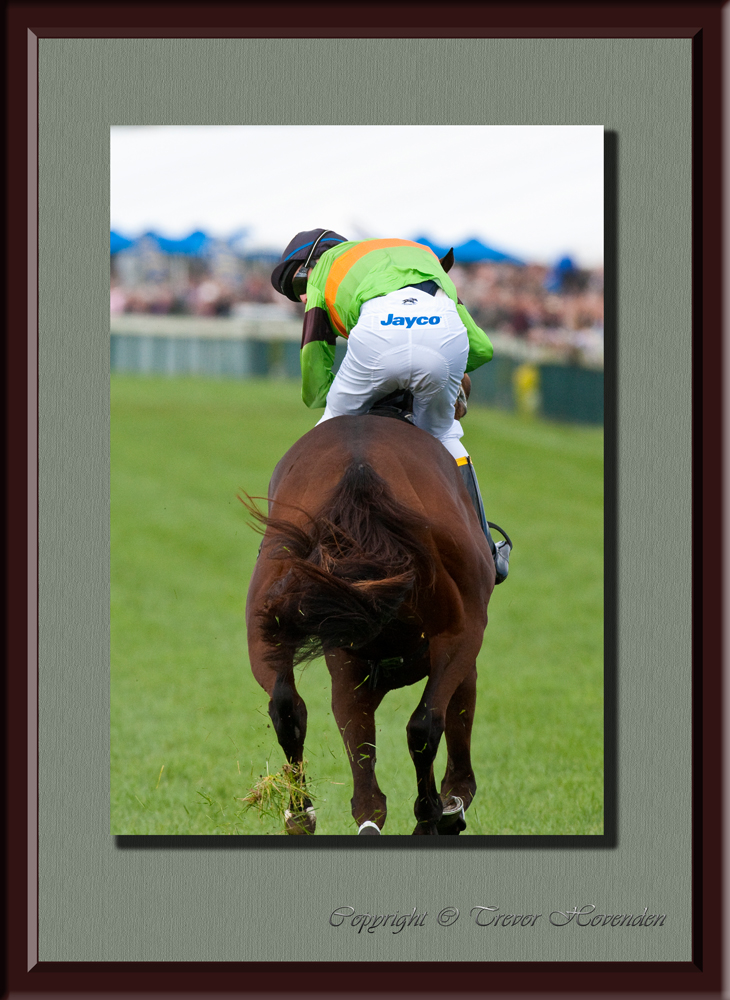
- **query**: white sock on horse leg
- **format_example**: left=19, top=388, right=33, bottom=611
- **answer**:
left=357, top=820, right=381, bottom=835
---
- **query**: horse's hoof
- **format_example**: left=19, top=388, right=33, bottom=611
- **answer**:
left=358, top=820, right=381, bottom=835
left=412, top=820, right=440, bottom=835
left=284, top=806, right=316, bottom=835
left=437, top=796, right=466, bottom=835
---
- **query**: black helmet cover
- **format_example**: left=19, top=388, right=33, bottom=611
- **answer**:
left=271, top=228, right=348, bottom=301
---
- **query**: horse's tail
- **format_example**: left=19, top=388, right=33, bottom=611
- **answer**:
left=248, top=461, right=436, bottom=664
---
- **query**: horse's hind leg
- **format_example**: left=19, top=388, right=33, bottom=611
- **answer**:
left=407, top=634, right=482, bottom=835
left=326, top=649, right=388, bottom=834
left=268, top=670, right=316, bottom=834
left=438, top=664, right=477, bottom=835
left=249, top=636, right=315, bottom=834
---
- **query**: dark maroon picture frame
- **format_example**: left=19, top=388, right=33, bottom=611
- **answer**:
left=5, top=2, right=722, bottom=995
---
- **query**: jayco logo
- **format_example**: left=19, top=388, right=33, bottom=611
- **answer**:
left=381, top=314, right=441, bottom=327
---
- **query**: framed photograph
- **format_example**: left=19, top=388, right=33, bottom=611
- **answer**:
left=6, top=2, right=719, bottom=993
left=108, top=122, right=606, bottom=843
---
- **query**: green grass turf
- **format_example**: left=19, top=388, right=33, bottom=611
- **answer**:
left=111, top=374, right=603, bottom=836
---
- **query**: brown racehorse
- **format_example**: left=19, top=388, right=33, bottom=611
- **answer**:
left=245, top=408, right=495, bottom=835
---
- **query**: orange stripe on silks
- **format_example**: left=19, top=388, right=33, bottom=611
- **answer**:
left=324, top=239, right=438, bottom=337
left=455, top=456, right=471, bottom=466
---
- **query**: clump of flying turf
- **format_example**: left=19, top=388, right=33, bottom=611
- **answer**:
left=239, top=761, right=312, bottom=823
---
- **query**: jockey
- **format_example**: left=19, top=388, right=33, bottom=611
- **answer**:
left=270, top=228, right=510, bottom=583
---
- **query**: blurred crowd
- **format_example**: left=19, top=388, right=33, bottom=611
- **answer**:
left=449, top=260, right=604, bottom=365
left=110, top=250, right=604, bottom=365
left=110, top=258, right=281, bottom=317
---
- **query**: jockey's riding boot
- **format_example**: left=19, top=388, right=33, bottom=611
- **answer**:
left=457, top=457, right=511, bottom=584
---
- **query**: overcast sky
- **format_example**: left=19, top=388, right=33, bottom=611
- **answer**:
left=110, top=125, right=604, bottom=267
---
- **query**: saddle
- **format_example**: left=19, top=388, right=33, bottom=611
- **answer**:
left=367, top=389, right=415, bottom=424
left=367, top=379, right=469, bottom=424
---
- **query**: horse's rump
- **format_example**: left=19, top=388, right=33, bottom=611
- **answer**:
left=251, top=459, right=437, bottom=664
left=245, top=415, right=495, bottom=834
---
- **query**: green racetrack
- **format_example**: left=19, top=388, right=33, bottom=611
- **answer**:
left=111, top=374, right=603, bottom=836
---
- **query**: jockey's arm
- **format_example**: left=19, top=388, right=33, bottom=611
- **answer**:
left=300, top=288, right=338, bottom=408
left=456, top=300, right=494, bottom=372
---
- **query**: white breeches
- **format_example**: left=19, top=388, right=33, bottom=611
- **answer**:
left=317, top=287, right=470, bottom=460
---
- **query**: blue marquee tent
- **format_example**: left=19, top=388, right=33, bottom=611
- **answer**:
left=452, top=238, right=524, bottom=265
left=544, top=254, right=579, bottom=292
left=110, top=230, right=135, bottom=254
left=146, top=230, right=213, bottom=256
left=110, top=228, right=281, bottom=260
left=412, top=234, right=524, bottom=266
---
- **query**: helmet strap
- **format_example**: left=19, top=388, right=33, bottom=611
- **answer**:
left=291, top=230, right=337, bottom=300
left=302, top=229, right=335, bottom=270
